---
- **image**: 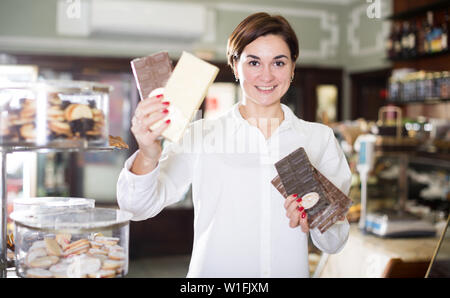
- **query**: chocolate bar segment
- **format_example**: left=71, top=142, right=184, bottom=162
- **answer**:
left=272, top=147, right=352, bottom=233
left=131, top=52, right=173, bottom=100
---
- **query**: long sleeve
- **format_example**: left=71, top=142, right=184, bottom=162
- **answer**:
left=116, top=125, right=197, bottom=221
left=309, top=127, right=352, bottom=254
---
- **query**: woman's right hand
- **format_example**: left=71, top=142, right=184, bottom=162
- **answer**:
left=131, top=92, right=171, bottom=164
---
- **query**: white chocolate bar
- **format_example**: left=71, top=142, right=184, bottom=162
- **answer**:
left=150, top=51, right=219, bottom=143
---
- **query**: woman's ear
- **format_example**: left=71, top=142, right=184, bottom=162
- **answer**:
left=233, top=63, right=239, bottom=82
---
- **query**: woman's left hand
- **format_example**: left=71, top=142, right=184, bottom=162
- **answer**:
left=284, top=194, right=309, bottom=233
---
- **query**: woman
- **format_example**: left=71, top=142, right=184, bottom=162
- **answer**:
left=117, top=12, right=351, bottom=278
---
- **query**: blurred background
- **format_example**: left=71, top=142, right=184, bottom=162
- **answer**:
left=1, top=0, right=449, bottom=278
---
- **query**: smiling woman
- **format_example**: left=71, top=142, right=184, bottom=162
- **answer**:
left=226, top=13, right=299, bottom=137
left=117, top=11, right=352, bottom=278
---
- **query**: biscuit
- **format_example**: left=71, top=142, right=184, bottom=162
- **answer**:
left=88, top=248, right=108, bottom=256
left=55, top=233, right=71, bottom=250
left=64, top=239, right=90, bottom=252
left=26, top=247, right=47, bottom=267
left=68, top=104, right=93, bottom=121
left=64, top=104, right=78, bottom=121
left=109, top=135, right=129, bottom=149
left=89, top=241, right=104, bottom=249
left=94, top=236, right=119, bottom=246
left=88, top=270, right=116, bottom=278
left=29, top=255, right=59, bottom=269
left=29, top=240, right=47, bottom=251
left=48, top=121, right=72, bottom=137
left=26, top=268, right=53, bottom=278
left=102, top=259, right=124, bottom=270
left=49, top=263, right=70, bottom=278
left=45, top=238, right=63, bottom=257
left=20, top=123, right=35, bottom=140
left=67, top=256, right=101, bottom=277
left=64, top=243, right=89, bottom=256
left=108, top=250, right=125, bottom=261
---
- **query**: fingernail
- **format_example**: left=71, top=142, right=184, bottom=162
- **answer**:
left=298, top=206, right=304, bottom=212
left=292, top=194, right=298, bottom=198
left=301, top=212, right=306, bottom=219
left=165, top=119, right=171, bottom=124
left=162, top=109, right=169, bottom=114
left=162, top=101, right=170, bottom=106
left=296, top=197, right=302, bottom=202
left=156, top=94, right=164, bottom=99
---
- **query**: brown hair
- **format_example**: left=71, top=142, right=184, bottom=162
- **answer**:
left=226, top=12, right=299, bottom=68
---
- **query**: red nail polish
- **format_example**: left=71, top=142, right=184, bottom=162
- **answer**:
left=162, top=109, right=169, bottom=114
left=292, top=194, right=297, bottom=198
left=165, top=119, right=171, bottom=124
left=296, top=197, right=302, bottom=202
left=162, top=101, right=170, bottom=105
left=301, top=212, right=306, bottom=219
left=156, top=94, right=164, bottom=98
left=298, top=206, right=304, bottom=212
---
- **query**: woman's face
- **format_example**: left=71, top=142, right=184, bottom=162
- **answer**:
left=234, top=34, right=295, bottom=108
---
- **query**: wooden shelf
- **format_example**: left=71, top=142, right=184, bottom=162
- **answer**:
left=387, top=0, right=450, bottom=20
left=387, top=50, right=450, bottom=62
left=387, top=98, right=450, bottom=105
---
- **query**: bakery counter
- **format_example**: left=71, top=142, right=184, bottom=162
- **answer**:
left=319, top=224, right=440, bottom=278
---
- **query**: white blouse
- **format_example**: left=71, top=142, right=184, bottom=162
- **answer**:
left=117, top=103, right=352, bottom=278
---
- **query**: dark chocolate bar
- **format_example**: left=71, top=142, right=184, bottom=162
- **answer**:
left=272, top=147, right=352, bottom=233
left=131, top=52, right=173, bottom=100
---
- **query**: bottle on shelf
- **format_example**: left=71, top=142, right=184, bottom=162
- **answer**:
left=441, top=71, right=450, bottom=99
left=424, top=11, right=433, bottom=53
left=401, top=21, right=411, bottom=58
left=429, top=11, right=443, bottom=53
left=432, top=72, right=442, bottom=100
left=408, top=19, right=418, bottom=57
left=424, top=72, right=434, bottom=99
left=394, top=22, right=403, bottom=58
left=417, top=18, right=426, bottom=55
left=442, top=10, right=449, bottom=51
left=386, top=23, right=395, bottom=59
left=416, top=71, right=427, bottom=101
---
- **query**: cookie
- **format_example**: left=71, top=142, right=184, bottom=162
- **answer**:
left=94, top=236, right=119, bottom=246
left=88, top=269, right=116, bottom=278
left=26, top=247, right=47, bottom=266
left=67, top=256, right=101, bottom=277
left=64, top=243, right=89, bottom=257
left=48, top=121, right=72, bottom=137
left=88, top=248, right=108, bottom=256
left=26, top=268, right=53, bottom=278
left=29, top=255, right=59, bottom=269
left=108, top=250, right=125, bottom=261
left=45, top=238, right=63, bottom=257
left=55, top=233, right=72, bottom=250
left=20, top=123, right=35, bottom=140
left=49, top=263, right=70, bottom=278
left=102, top=259, right=124, bottom=270
left=63, top=239, right=90, bottom=256
left=67, top=104, right=93, bottom=121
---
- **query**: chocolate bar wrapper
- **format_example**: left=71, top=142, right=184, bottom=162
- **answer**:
left=272, top=147, right=352, bottom=233
left=131, top=51, right=173, bottom=100
left=273, top=147, right=330, bottom=228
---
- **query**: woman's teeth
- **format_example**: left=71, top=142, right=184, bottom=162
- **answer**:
left=257, top=86, right=275, bottom=91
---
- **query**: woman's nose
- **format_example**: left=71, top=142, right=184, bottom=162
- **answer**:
left=259, top=65, right=275, bottom=82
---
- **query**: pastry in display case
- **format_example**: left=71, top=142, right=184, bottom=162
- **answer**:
left=10, top=207, right=132, bottom=278
left=0, top=80, right=111, bottom=148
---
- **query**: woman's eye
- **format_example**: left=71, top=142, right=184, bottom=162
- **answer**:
left=249, top=60, right=259, bottom=66
left=274, top=61, right=285, bottom=67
